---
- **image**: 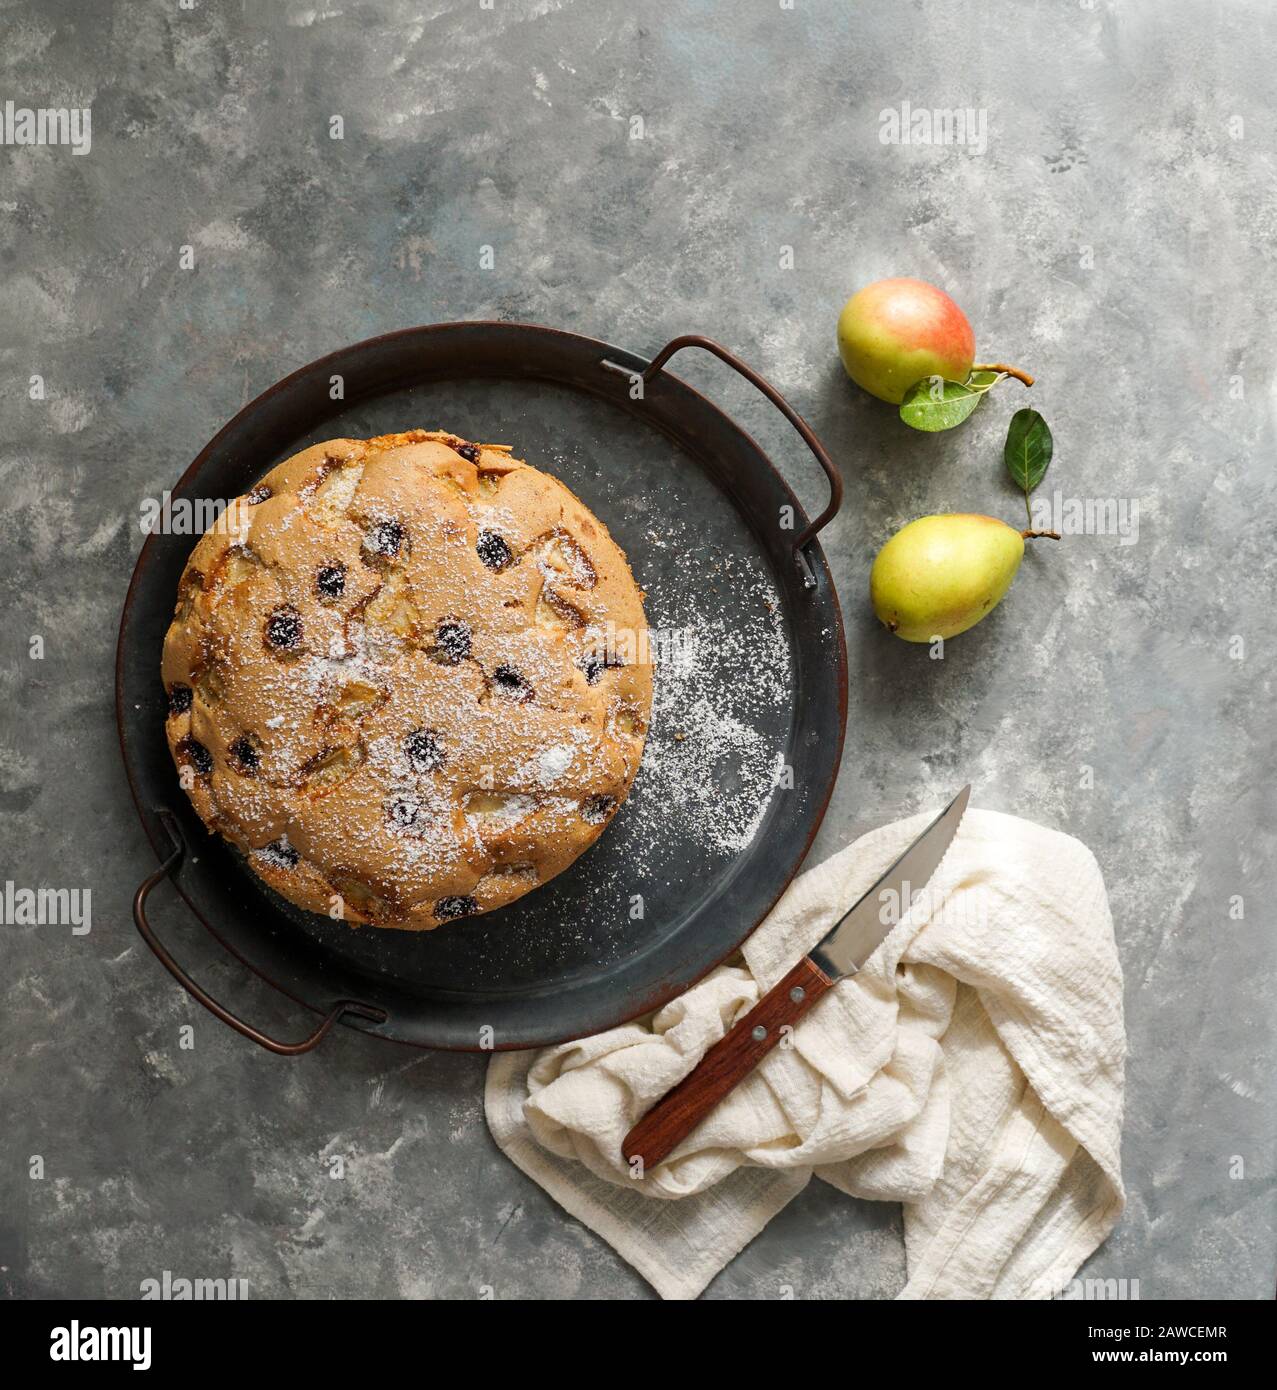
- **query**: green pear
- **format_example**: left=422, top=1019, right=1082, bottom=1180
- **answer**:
left=871, top=514, right=1024, bottom=641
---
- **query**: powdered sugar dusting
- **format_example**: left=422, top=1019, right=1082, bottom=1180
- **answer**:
left=622, top=521, right=793, bottom=862
left=532, top=743, right=576, bottom=786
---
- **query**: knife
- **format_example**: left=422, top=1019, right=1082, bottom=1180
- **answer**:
left=622, top=785, right=971, bottom=1172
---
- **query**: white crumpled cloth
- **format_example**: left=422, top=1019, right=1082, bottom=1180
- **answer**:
left=485, top=807, right=1125, bottom=1299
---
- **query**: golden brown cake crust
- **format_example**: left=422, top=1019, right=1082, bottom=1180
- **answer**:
left=161, top=430, right=652, bottom=929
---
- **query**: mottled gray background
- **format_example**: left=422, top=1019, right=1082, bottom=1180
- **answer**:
left=2, top=0, right=1273, bottom=1300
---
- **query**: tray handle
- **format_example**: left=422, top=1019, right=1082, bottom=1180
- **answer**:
left=133, top=808, right=387, bottom=1056
left=637, top=334, right=844, bottom=590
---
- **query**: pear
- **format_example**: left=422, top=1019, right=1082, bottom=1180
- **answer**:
left=837, top=278, right=976, bottom=404
left=871, top=514, right=1024, bottom=641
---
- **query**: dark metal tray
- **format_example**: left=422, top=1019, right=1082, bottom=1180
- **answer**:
left=116, top=323, right=848, bottom=1052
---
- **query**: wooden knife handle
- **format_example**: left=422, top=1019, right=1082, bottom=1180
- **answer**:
left=621, top=956, right=835, bottom=1173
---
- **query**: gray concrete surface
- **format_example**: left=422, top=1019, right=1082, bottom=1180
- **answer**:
left=2, top=0, right=1274, bottom=1300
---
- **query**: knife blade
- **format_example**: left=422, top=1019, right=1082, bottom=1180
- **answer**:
left=809, top=782, right=970, bottom=980
left=621, top=786, right=971, bottom=1173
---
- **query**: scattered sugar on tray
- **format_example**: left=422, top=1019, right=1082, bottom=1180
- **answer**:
left=603, top=522, right=794, bottom=866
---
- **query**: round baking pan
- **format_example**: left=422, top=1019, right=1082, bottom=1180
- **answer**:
left=116, top=323, right=848, bottom=1052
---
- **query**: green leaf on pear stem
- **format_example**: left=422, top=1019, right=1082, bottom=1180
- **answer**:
left=899, top=369, right=1009, bottom=432
left=899, top=377, right=983, bottom=432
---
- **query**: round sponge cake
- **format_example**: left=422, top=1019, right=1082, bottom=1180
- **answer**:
left=161, top=430, right=652, bottom=929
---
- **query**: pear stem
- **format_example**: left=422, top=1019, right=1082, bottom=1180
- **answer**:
left=974, top=362, right=1035, bottom=387
left=1021, top=529, right=1061, bottom=540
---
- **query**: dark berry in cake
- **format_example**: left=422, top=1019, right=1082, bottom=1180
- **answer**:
left=476, top=529, right=513, bottom=571
left=453, top=441, right=481, bottom=463
left=434, top=894, right=478, bottom=921
left=265, top=605, right=303, bottom=651
left=405, top=728, right=444, bottom=773
left=493, top=664, right=533, bottom=702
left=364, top=518, right=405, bottom=562
left=432, top=619, right=472, bottom=664
left=581, top=649, right=623, bottom=685
left=178, top=736, right=213, bottom=777
left=316, top=563, right=346, bottom=600
left=388, top=797, right=419, bottom=828
left=581, top=793, right=616, bottom=824
left=245, top=484, right=273, bottom=505
left=258, top=838, right=299, bottom=869
left=167, top=682, right=193, bottom=715
left=229, top=735, right=260, bottom=774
